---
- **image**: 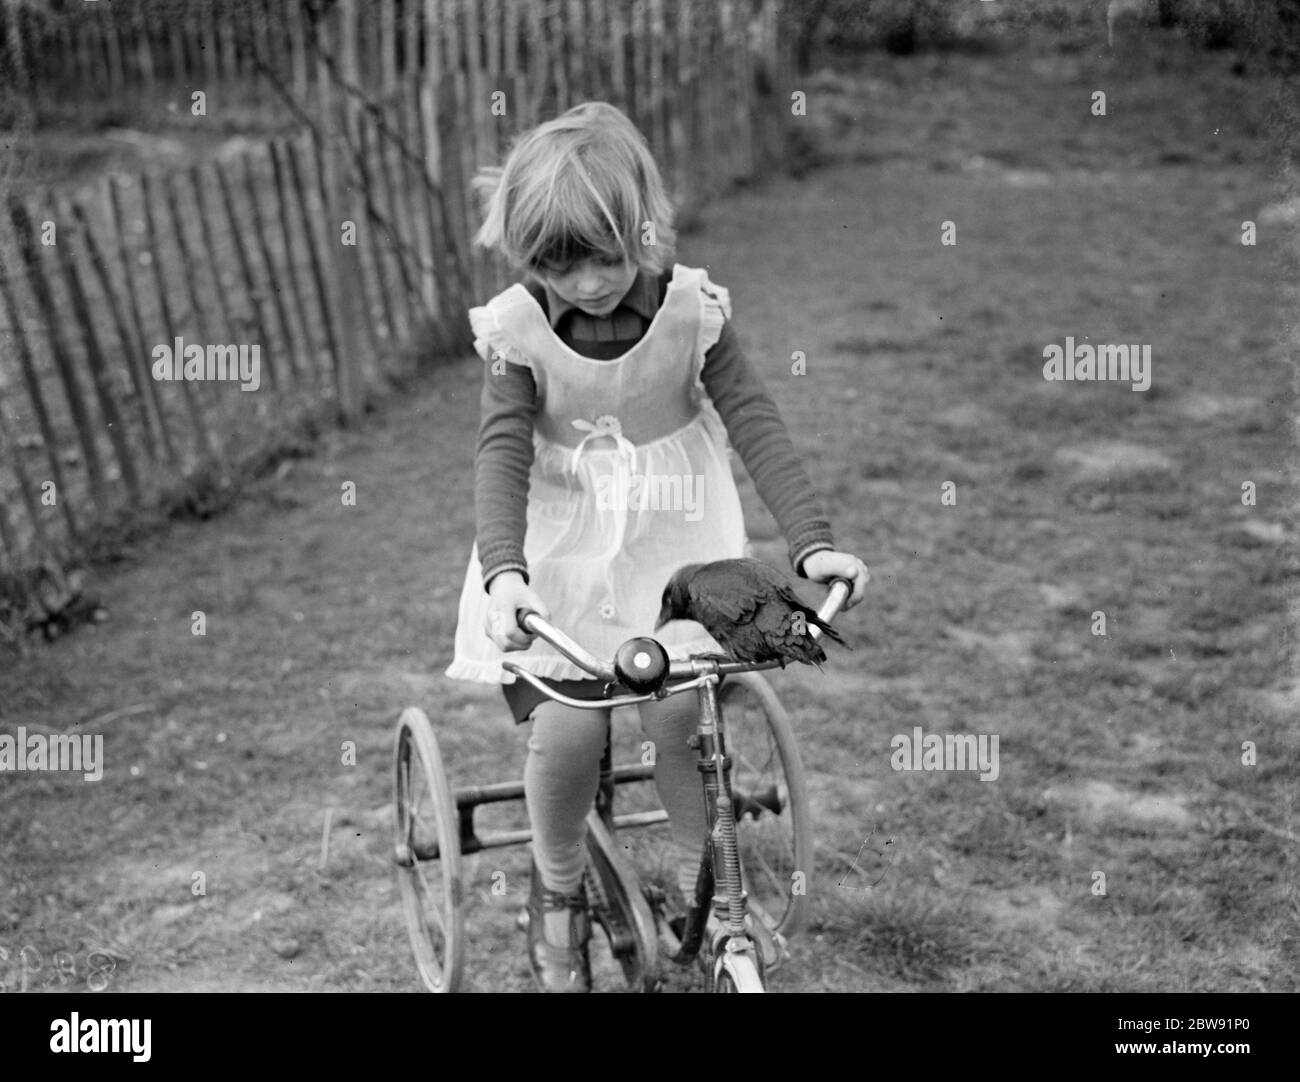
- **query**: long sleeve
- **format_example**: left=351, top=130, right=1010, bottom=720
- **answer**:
left=700, top=322, right=836, bottom=574
left=475, top=359, right=537, bottom=589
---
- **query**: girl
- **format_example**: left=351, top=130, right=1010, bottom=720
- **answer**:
left=445, top=102, right=869, bottom=992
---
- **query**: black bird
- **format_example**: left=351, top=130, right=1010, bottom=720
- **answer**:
left=654, top=558, right=848, bottom=668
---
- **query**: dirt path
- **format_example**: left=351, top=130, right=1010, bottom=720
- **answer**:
left=2, top=38, right=1295, bottom=993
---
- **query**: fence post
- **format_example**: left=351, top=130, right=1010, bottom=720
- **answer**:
left=139, top=172, right=221, bottom=466
left=57, top=17, right=75, bottom=95
left=634, top=0, right=650, bottom=134
left=254, top=0, right=274, bottom=93
left=503, top=0, right=523, bottom=130
left=358, top=114, right=411, bottom=341
left=405, top=0, right=421, bottom=79
left=524, top=0, right=545, bottom=126
left=699, top=1, right=716, bottom=199
left=313, top=0, right=331, bottom=115
left=609, top=1, right=626, bottom=114
left=67, top=196, right=163, bottom=464
left=413, top=68, right=468, bottom=326
left=353, top=115, right=404, bottom=357
left=211, top=157, right=279, bottom=392
left=284, top=137, right=351, bottom=424
left=668, top=0, right=688, bottom=205
left=238, top=150, right=305, bottom=386
left=2, top=0, right=31, bottom=96
left=107, top=174, right=176, bottom=462
left=267, top=141, right=319, bottom=383
left=380, top=0, right=397, bottom=95
left=288, top=0, right=308, bottom=100
left=7, top=198, right=109, bottom=512
left=370, top=115, right=421, bottom=327
left=327, top=0, right=366, bottom=415
left=102, top=0, right=125, bottom=94
left=168, top=19, right=187, bottom=84
left=187, top=165, right=239, bottom=343
left=650, top=0, right=667, bottom=166
left=460, top=0, right=487, bottom=300
left=0, top=460, right=22, bottom=565
left=132, top=1, right=155, bottom=93
left=162, top=176, right=215, bottom=352
left=422, top=0, right=444, bottom=180
left=200, top=0, right=219, bottom=85
left=0, top=268, right=81, bottom=544
left=438, top=65, right=476, bottom=309
left=394, top=84, right=436, bottom=317
left=82, top=13, right=106, bottom=89
left=483, top=0, right=507, bottom=296
left=49, top=192, right=143, bottom=506
left=162, top=170, right=243, bottom=441
left=568, top=0, right=586, bottom=100
left=0, top=389, right=54, bottom=559
left=324, top=8, right=383, bottom=390
left=217, top=0, right=239, bottom=83
left=587, top=0, right=608, bottom=100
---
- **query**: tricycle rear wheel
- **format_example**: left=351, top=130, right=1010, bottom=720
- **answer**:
left=394, top=707, right=465, bottom=993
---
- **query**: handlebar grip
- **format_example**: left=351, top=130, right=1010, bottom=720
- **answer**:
left=815, top=576, right=854, bottom=628
left=516, top=607, right=542, bottom=634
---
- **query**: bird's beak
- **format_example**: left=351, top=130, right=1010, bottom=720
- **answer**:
left=653, top=607, right=670, bottom=631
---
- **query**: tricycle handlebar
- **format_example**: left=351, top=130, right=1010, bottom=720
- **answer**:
left=502, top=577, right=854, bottom=708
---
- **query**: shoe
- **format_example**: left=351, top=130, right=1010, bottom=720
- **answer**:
left=526, top=862, right=591, bottom=993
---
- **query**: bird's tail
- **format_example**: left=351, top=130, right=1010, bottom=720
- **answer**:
left=806, top=607, right=850, bottom=649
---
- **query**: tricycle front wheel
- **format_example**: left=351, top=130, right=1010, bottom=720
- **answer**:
left=585, top=810, right=662, bottom=992
left=719, top=672, right=813, bottom=942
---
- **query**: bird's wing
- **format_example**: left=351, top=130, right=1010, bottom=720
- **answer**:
left=742, top=559, right=797, bottom=591
left=753, top=595, right=828, bottom=664
left=771, top=582, right=848, bottom=649
left=723, top=620, right=774, bottom=663
left=686, top=568, right=760, bottom=628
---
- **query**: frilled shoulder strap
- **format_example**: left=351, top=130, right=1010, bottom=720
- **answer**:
left=467, top=284, right=535, bottom=372
left=671, top=265, right=733, bottom=442
left=692, top=267, right=731, bottom=356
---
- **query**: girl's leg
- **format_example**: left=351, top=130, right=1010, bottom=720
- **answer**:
left=525, top=701, right=609, bottom=943
left=637, top=693, right=708, bottom=900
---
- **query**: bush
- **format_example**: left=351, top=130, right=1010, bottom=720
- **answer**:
left=1177, top=0, right=1256, bottom=49
left=1171, top=0, right=1300, bottom=69
left=789, top=0, right=1300, bottom=71
left=870, top=0, right=964, bottom=55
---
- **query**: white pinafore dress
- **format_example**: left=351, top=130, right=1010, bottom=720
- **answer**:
left=445, top=264, right=748, bottom=685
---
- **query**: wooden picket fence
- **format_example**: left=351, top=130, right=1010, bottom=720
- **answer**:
left=2, top=0, right=791, bottom=110
left=0, top=0, right=792, bottom=619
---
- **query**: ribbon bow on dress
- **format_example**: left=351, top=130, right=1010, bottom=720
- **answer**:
left=568, top=415, right=640, bottom=587
left=569, top=414, right=638, bottom=476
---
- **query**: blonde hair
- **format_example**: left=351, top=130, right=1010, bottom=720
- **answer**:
left=473, top=102, right=676, bottom=277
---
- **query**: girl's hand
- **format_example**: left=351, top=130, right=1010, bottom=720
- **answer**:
left=801, top=550, right=870, bottom=610
left=485, top=571, right=550, bottom=652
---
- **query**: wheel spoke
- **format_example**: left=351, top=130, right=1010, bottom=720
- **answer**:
left=747, top=846, right=785, bottom=897
left=409, top=844, right=447, bottom=934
